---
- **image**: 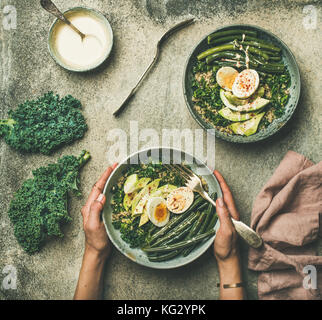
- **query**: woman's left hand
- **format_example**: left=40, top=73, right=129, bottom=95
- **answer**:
left=80, top=164, right=118, bottom=257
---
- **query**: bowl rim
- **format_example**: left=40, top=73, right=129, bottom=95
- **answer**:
left=48, top=6, right=114, bottom=73
left=102, top=146, right=222, bottom=269
left=182, top=23, right=301, bottom=143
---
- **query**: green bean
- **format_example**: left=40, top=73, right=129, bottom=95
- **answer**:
left=174, top=229, right=194, bottom=246
left=207, top=29, right=257, bottom=43
left=251, top=53, right=284, bottom=67
left=203, top=203, right=215, bottom=231
left=221, top=57, right=258, bottom=68
left=262, top=50, right=282, bottom=57
left=269, top=56, right=283, bottom=62
left=162, top=223, right=195, bottom=246
left=241, top=40, right=281, bottom=53
left=223, top=58, right=284, bottom=70
left=199, top=203, right=212, bottom=233
left=231, top=40, right=270, bottom=61
left=148, top=196, right=204, bottom=245
left=182, top=211, right=207, bottom=257
left=182, top=203, right=213, bottom=256
left=198, top=41, right=271, bottom=62
left=143, top=230, right=217, bottom=254
left=148, top=211, right=206, bottom=262
left=148, top=209, right=192, bottom=245
left=248, top=51, right=266, bottom=65
left=212, top=60, right=258, bottom=69
left=209, top=35, right=246, bottom=45
left=209, top=35, right=279, bottom=48
left=206, top=51, right=259, bottom=68
left=151, top=212, right=200, bottom=248
left=265, top=61, right=285, bottom=68
left=146, top=203, right=216, bottom=260
left=257, top=64, right=285, bottom=74
left=194, top=202, right=208, bottom=212
left=197, top=44, right=237, bottom=60
left=247, top=46, right=270, bottom=61
left=257, top=68, right=284, bottom=74
left=206, top=213, right=218, bottom=232
left=206, top=51, right=242, bottom=64
left=148, top=225, right=159, bottom=238
left=247, top=36, right=279, bottom=48
left=187, top=212, right=206, bottom=238
left=258, top=71, right=268, bottom=78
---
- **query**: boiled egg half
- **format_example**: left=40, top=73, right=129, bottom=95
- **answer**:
left=232, top=69, right=259, bottom=99
left=166, top=187, right=194, bottom=214
left=216, top=66, right=239, bottom=91
left=147, top=197, right=170, bottom=227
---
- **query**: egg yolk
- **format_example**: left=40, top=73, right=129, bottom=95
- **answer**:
left=217, top=68, right=238, bottom=90
left=154, top=203, right=168, bottom=222
left=222, top=75, right=237, bottom=90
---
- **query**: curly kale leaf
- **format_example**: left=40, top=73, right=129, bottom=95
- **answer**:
left=112, top=216, right=151, bottom=249
left=261, top=71, right=291, bottom=119
left=8, top=151, right=91, bottom=254
left=0, top=92, right=87, bottom=155
left=192, top=75, right=231, bottom=127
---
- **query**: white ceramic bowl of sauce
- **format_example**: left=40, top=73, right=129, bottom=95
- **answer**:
left=48, top=7, right=113, bottom=72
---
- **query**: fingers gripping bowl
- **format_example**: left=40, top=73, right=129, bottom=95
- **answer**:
left=183, top=24, right=301, bottom=143
left=102, top=148, right=222, bottom=269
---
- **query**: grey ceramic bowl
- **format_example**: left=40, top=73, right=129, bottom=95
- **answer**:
left=48, top=7, right=113, bottom=72
left=183, top=24, right=301, bottom=143
left=102, top=147, right=222, bottom=269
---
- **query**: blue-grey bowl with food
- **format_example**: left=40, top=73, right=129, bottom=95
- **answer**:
left=102, top=147, right=221, bottom=269
left=183, top=24, right=301, bottom=143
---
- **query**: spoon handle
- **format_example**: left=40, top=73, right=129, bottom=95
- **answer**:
left=200, top=193, right=262, bottom=248
left=40, top=0, right=85, bottom=39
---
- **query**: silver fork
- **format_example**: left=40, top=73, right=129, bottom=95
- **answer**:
left=112, top=18, right=195, bottom=117
left=166, top=164, right=263, bottom=249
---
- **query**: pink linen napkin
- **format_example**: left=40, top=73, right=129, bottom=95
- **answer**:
left=248, top=151, right=322, bottom=300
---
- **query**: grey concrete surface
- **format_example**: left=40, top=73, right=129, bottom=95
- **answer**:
left=0, top=0, right=321, bottom=300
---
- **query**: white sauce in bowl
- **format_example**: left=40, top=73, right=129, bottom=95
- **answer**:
left=51, top=9, right=112, bottom=71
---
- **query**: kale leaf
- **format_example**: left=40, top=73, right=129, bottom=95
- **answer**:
left=0, top=92, right=87, bottom=155
left=8, top=151, right=91, bottom=254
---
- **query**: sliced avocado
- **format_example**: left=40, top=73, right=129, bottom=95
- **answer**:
left=136, top=177, right=151, bottom=190
left=133, top=195, right=149, bottom=216
left=123, top=192, right=137, bottom=211
left=131, top=179, right=160, bottom=215
left=219, top=107, right=258, bottom=122
left=139, top=211, right=150, bottom=227
left=224, top=92, right=249, bottom=106
left=224, top=86, right=265, bottom=106
left=151, top=184, right=177, bottom=198
left=221, top=89, right=270, bottom=112
left=124, top=174, right=138, bottom=194
left=229, top=112, right=265, bottom=136
left=124, top=176, right=150, bottom=195
left=257, top=86, right=265, bottom=98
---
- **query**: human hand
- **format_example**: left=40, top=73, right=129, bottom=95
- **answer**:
left=213, top=170, right=240, bottom=262
left=81, top=164, right=118, bottom=257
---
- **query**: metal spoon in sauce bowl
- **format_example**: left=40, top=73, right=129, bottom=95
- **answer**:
left=40, top=0, right=86, bottom=41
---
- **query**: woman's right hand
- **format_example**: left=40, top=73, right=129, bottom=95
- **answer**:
left=213, top=170, right=244, bottom=300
